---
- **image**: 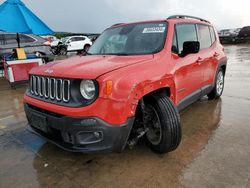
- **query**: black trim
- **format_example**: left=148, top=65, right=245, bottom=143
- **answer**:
left=213, top=58, right=227, bottom=87
left=24, top=103, right=134, bottom=153
left=201, top=85, right=213, bottom=96
left=177, top=84, right=213, bottom=111
left=167, top=15, right=210, bottom=23
left=177, top=89, right=201, bottom=111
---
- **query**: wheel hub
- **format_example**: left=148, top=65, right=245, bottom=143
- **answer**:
left=144, top=105, right=162, bottom=145
left=216, top=71, right=224, bottom=95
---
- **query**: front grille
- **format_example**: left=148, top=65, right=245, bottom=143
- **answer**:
left=30, top=75, right=71, bottom=102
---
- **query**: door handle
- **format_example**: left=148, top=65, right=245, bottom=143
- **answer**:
left=196, top=57, right=203, bottom=65
left=213, top=52, right=219, bottom=57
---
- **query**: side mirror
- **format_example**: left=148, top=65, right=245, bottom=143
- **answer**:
left=181, top=41, right=200, bottom=57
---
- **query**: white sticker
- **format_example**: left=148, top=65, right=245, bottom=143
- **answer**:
left=142, top=27, right=165, bottom=33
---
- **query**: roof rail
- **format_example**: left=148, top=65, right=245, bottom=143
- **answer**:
left=167, top=15, right=210, bottom=23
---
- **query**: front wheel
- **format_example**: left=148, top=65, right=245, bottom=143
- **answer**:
left=144, top=94, right=182, bottom=153
left=84, top=44, right=90, bottom=52
left=208, top=69, right=225, bottom=100
left=59, top=47, right=67, bottom=55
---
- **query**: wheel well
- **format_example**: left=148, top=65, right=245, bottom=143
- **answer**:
left=128, top=87, right=171, bottom=145
left=143, top=87, right=171, bottom=100
left=221, top=65, right=226, bottom=75
left=84, top=44, right=90, bottom=48
left=134, top=87, right=171, bottom=120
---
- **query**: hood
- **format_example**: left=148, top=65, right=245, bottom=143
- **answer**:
left=30, top=55, right=153, bottom=79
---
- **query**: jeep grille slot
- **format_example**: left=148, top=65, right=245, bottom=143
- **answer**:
left=30, top=75, right=71, bottom=103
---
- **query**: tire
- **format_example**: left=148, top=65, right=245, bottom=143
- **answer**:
left=84, top=44, right=90, bottom=52
left=208, top=68, right=225, bottom=100
left=59, top=47, right=67, bottom=55
left=144, top=94, right=182, bottom=153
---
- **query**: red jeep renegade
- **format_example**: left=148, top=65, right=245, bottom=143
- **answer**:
left=24, top=15, right=227, bottom=153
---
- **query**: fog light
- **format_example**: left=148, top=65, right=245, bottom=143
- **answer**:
left=94, top=131, right=100, bottom=138
left=77, top=131, right=103, bottom=144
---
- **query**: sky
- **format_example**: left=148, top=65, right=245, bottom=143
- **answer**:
left=0, top=0, right=250, bottom=33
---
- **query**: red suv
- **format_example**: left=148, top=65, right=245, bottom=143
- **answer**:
left=24, top=15, right=227, bottom=153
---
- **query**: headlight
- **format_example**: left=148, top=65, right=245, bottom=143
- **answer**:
left=80, top=80, right=96, bottom=100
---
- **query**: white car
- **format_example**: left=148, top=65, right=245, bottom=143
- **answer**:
left=60, top=36, right=92, bottom=54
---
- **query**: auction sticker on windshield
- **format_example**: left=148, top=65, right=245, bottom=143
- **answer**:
left=142, top=27, right=166, bottom=33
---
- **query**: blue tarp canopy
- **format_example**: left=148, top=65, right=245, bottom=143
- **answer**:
left=0, top=0, right=53, bottom=35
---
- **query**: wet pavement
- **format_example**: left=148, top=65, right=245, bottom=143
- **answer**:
left=0, top=45, right=250, bottom=188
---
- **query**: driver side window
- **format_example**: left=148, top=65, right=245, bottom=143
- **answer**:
left=175, top=24, right=198, bottom=54
left=70, top=37, right=77, bottom=42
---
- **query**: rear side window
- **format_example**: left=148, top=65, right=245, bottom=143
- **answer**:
left=175, top=24, right=197, bottom=54
left=209, top=26, right=216, bottom=44
left=4, top=34, right=17, bottom=45
left=197, top=25, right=212, bottom=49
left=70, top=37, right=77, bottom=42
left=19, top=34, right=35, bottom=43
left=77, top=37, right=85, bottom=41
left=72, top=37, right=85, bottom=41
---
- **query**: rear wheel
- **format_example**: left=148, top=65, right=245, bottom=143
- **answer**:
left=208, top=69, right=225, bottom=100
left=144, top=94, right=182, bottom=153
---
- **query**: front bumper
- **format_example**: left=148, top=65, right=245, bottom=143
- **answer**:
left=24, top=103, right=134, bottom=153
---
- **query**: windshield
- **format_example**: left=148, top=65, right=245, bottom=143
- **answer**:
left=61, top=37, right=70, bottom=43
left=88, top=22, right=167, bottom=55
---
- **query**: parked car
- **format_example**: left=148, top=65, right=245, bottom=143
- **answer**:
left=51, top=36, right=92, bottom=55
left=24, top=15, right=227, bottom=154
left=0, top=32, right=53, bottom=62
left=238, top=26, right=250, bottom=38
left=219, top=28, right=241, bottom=37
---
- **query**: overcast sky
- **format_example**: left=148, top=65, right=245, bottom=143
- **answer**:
left=1, top=0, right=250, bottom=33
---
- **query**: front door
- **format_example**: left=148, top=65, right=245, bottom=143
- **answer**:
left=172, top=23, right=204, bottom=109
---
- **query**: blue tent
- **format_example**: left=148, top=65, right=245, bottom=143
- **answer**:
left=0, top=0, right=53, bottom=47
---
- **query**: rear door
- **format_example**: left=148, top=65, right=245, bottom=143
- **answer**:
left=172, top=23, right=204, bottom=108
left=196, top=24, right=215, bottom=92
